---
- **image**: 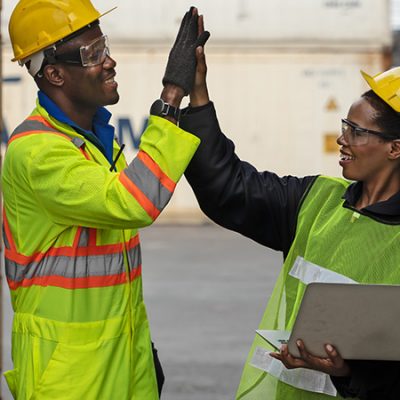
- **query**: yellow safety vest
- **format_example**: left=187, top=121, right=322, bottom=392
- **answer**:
left=2, top=99, right=200, bottom=400
left=236, top=176, right=400, bottom=400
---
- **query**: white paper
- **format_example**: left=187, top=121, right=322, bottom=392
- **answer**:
left=250, top=346, right=337, bottom=397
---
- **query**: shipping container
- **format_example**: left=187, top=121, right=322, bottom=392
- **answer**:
left=0, top=1, right=394, bottom=398
left=1, top=0, right=392, bottom=223
left=2, top=0, right=392, bottom=45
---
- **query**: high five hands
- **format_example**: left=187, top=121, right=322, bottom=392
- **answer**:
left=163, top=7, right=210, bottom=96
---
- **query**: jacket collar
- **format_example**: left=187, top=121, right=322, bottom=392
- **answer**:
left=37, top=90, right=115, bottom=163
left=343, top=181, right=400, bottom=220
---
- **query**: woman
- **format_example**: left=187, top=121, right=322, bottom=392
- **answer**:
left=179, top=23, right=400, bottom=400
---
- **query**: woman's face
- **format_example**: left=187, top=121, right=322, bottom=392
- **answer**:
left=337, top=97, right=394, bottom=183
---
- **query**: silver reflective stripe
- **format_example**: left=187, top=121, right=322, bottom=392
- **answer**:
left=71, top=137, right=85, bottom=148
left=5, top=244, right=141, bottom=283
left=77, top=228, right=90, bottom=247
left=289, top=256, right=358, bottom=284
left=250, top=347, right=337, bottom=396
left=124, top=157, right=172, bottom=211
left=2, top=226, right=10, bottom=250
left=128, top=242, right=141, bottom=269
left=11, top=119, right=59, bottom=136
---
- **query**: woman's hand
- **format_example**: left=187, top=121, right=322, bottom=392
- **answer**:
left=189, top=14, right=210, bottom=107
left=270, top=340, right=351, bottom=377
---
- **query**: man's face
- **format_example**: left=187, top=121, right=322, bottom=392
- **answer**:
left=56, top=25, right=119, bottom=111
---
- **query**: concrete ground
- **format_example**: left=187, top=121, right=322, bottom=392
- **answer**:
left=1, top=224, right=282, bottom=400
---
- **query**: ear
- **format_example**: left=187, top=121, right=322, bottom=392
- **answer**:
left=388, top=139, right=400, bottom=160
left=43, top=64, right=65, bottom=87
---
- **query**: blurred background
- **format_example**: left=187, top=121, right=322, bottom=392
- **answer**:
left=1, top=0, right=400, bottom=398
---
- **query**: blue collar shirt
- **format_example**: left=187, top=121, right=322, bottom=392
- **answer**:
left=38, top=90, right=115, bottom=164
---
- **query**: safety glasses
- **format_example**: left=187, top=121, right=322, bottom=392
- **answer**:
left=340, top=119, right=397, bottom=146
left=46, top=34, right=110, bottom=67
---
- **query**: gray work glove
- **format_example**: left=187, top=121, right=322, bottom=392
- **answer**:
left=162, top=7, right=210, bottom=95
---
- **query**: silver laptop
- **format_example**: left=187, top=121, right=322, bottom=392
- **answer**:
left=257, top=282, right=400, bottom=360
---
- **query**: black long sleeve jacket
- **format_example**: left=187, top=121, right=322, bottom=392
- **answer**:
left=180, top=102, right=400, bottom=400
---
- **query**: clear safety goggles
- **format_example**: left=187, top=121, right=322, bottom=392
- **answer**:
left=340, top=118, right=397, bottom=146
left=46, top=34, right=110, bottom=67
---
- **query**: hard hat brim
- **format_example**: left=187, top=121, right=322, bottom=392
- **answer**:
left=98, top=6, right=117, bottom=21
left=360, top=70, right=377, bottom=92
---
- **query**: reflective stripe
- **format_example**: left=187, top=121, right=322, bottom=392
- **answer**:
left=8, top=117, right=89, bottom=162
left=74, top=227, right=90, bottom=248
left=5, top=243, right=141, bottom=289
left=74, top=227, right=98, bottom=248
left=9, top=118, right=62, bottom=146
left=4, top=116, right=142, bottom=290
left=119, top=172, right=160, bottom=220
left=5, top=235, right=139, bottom=264
left=71, top=137, right=91, bottom=160
left=7, top=266, right=142, bottom=290
left=5, top=221, right=140, bottom=290
left=11, top=117, right=58, bottom=136
left=71, top=137, right=85, bottom=148
left=2, top=225, right=10, bottom=250
left=121, top=151, right=174, bottom=218
left=289, top=256, right=358, bottom=285
left=137, top=151, right=176, bottom=192
left=250, top=347, right=337, bottom=396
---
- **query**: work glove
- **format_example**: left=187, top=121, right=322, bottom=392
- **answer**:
left=162, top=7, right=210, bottom=95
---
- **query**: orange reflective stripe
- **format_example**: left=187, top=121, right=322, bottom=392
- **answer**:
left=119, top=171, right=160, bottom=220
left=137, top=150, right=176, bottom=192
left=8, top=117, right=91, bottom=162
left=80, top=147, right=90, bottom=159
left=88, top=228, right=97, bottom=246
left=4, top=234, right=140, bottom=265
left=8, top=130, right=73, bottom=146
left=130, top=265, right=142, bottom=281
left=8, top=265, right=142, bottom=290
left=72, top=226, right=84, bottom=248
left=5, top=237, right=141, bottom=290
left=26, top=115, right=54, bottom=128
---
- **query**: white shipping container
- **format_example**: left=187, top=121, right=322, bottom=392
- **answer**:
left=2, top=42, right=387, bottom=222
left=1, top=0, right=391, bottom=45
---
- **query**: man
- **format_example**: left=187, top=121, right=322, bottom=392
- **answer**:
left=3, top=1, right=207, bottom=398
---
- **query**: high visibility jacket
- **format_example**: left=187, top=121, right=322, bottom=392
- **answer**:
left=236, top=176, right=400, bottom=400
left=2, top=99, right=200, bottom=400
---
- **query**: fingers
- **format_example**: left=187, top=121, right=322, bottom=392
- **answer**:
left=190, top=45, right=209, bottom=106
left=296, top=340, right=330, bottom=371
left=324, top=344, right=344, bottom=367
left=269, top=340, right=351, bottom=377
left=325, top=344, right=351, bottom=376
left=196, top=31, right=210, bottom=47
left=174, top=14, right=186, bottom=43
left=198, top=14, right=204, bottom=35
left=195, top=46, right=207, bottom=70
left=296, top=339, right=311, bottom=360
left=270, top=344, right=308, bottom=370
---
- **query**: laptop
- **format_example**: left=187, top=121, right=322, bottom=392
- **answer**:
left=257, top=282, right=400, bottom=360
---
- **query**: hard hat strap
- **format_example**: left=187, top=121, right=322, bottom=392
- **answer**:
left=20, top=51, right=47, bottom=77
left=21, top=20, right=101, bottom=77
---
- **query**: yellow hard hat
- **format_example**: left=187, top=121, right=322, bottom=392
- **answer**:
left=361, top=67, right=400, bottom=112
left=9, top=0, right=115, bottom=62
